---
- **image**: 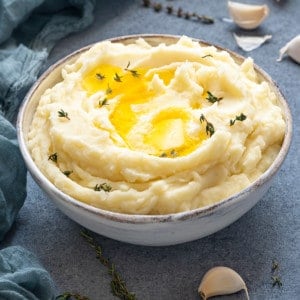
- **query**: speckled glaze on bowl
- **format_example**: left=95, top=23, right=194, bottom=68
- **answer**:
left=17, top=34, right=292, bottom=246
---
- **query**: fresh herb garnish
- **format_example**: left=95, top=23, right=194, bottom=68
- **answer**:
left=63, top=170, right=73, bottom=177
left=80, top=229, right=136, bottom=300
left=48, top=153, right=58, bottom=163
left=272, top=260, right=279, bottom=272
left=56, top=292, right=89, bottom=300
left=99, top=98, right=108, bottom=107
left=159, top=149, right=178, bottom=158
left=106, top=85, right=112, bottom=95
left=200, top=114, right=215, bottom=137
left=206, top=91, right=223, bottom=103
left=271, top=259, right=282, bottom=288
left=58, top=109, right=70, bottom=120
left=96, top=73, right=105, bottom=80
left=229, top=113, right=247, bottom=126
left=271, top=276, right=283, bottom=287
left=202, top=54, right=213, bottom=58
left=170, top=149, right=177, bottom=157
left=94, top=183, right=112, bottom=192
left=125, top=62, right=140, bottom=78
left=114, top=73, right=123, bottom=82
left=142, top=1, right=214, bottom=24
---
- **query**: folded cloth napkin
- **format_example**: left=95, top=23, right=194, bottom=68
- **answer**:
left=0, top=246, right=56, bottom=299
left=0, top=0, right=95, bottom=297
left=0, top=0, right=95, bottom=240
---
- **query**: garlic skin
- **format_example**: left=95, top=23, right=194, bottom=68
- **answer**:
left=277, top=35, right=300, bottom=64
left=234, top=33, right=272, bottom=52
left=228, top=1, right=269, bottom=30
left=198, top=266, right=249, bottom=300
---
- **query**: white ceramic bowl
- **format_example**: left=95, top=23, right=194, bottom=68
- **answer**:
left=17, top=34, right=292, bottom=246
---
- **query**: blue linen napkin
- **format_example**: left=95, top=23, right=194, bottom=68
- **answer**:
left=0, top=0, right=95, bottom=240
left=0, top=0, right=95, bottom=298
left=0, top=246, right=56, bottom=300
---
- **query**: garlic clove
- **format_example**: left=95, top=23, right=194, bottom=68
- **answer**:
left=228, top=1, right=269, bottom=30
left=233, top=33, right=272, bottom=52
left=277, top=35, right=300, bottom=64
left=198, top=266, right=249, bottom=300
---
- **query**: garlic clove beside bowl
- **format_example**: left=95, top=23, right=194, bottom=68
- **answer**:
left=228, top=1, right=269, bottom=30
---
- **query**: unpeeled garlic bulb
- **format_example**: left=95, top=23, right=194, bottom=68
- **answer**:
left=228, top=1, right=269, bottom=30
left=198, top=266, right=249, bottom=300
left=277, top=35, right=300, bottom=64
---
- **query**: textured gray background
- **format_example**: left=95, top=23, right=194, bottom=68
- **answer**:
left=2, top=0, right=300, bottom=299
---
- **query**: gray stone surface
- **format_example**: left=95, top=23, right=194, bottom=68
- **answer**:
left=2, top=1, right=300, bottom=299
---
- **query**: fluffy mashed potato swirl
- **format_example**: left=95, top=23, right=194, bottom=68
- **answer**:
left=28, top=36, right=285, bottom=214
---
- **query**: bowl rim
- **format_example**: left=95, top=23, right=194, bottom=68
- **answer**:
left=17, top=33, right=293, bottom=224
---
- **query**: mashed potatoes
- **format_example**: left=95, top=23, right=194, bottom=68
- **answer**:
left=28, top=36, right=285, bottom=214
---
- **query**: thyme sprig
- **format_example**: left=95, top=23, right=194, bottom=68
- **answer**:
left=94, top=183, right=112, bottom=192
left=99, top=98, right=108, bottom=107
left=272, top=276, right=283, bottom=287
left=200, top=114, right=215, bottom=137
left=160, top=149, right=178, bottom=158
left=63, top=170, right=73, bottom=177
left=271, top=260, right=283, bottom=288
left=80, top=229, right=136, bottom=300
left=56, top=292, right=89, bottom=300
left=125, top=62, right=140, bottom=78
left=142, top=0, right=214, bottom=24
left=96, top=73, right=105, bottom=80
left=48, top=153, right=58, bottom=163
left=229, top=113, right=247, bottom=126
left=106, top=85, right=112, bottom=95
left=114, top=73, right=123, bottom=82
left=58, top=109, right=70, bottom=120
left=206, top=91, right=223, bottom=103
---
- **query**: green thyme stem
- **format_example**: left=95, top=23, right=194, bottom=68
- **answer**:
left=58, top=109, right=70, bottom=120
left=80, top=229, right=136, bottom=300
left=56, top=292, right=90, bottom=300
left=142, top=0, right=214, bottom=24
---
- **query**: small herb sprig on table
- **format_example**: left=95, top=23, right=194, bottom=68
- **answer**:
left=142, top=0, right=214, bottom=24
left=80, top=229, right=136, bottom=300
left=56, top=292, right=90, bottom=300
left=271, top=260, right=283, bottom=288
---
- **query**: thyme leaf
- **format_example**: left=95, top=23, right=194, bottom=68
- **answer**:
left=63, top=170, right=73, bottom=177
left=271, top=276, right=283, bottom=287
left=94, top=183, right=112, bottom=192
left=125, top=62, right=140, bottom=77
left=230, top=113, right=247, bottom=126
left=48, top=153, right=58, bottom=163
left=159, top=149, right=178, bottom=158
left=96, top=73, right=105, bottom=80
left=106, top=85, right=112, bottom=95
left=206, top=91, right=223, bottom=103
left=114, top=73, right=123, bottom=82
left=99, top=98, right=108, bottom=107
left=58, top=109, right=70, bottom=120
left=272, top=260, right=279, bottom=272
left=80, top=229, right=136, bottom=300
left=200, top=114, right=215, bottom=137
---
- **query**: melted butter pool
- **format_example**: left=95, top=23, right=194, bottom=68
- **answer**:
left=82, top=64, right=207, bottom=157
